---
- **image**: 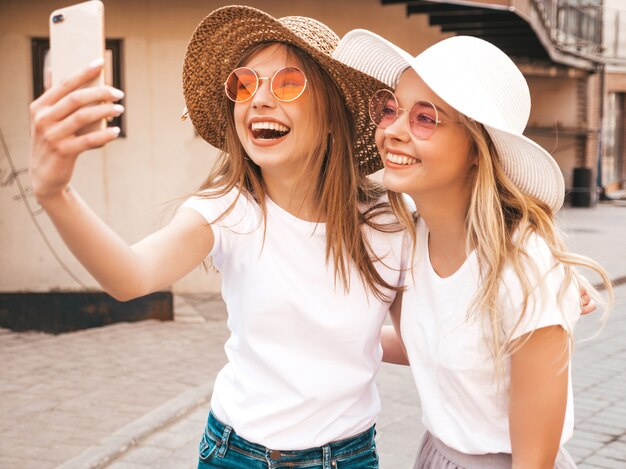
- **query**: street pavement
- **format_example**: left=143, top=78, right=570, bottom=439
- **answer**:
left=1, top=202, right=625, bottom=468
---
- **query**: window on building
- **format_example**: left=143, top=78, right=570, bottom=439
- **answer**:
left=31, top=38, right=125, bottom=136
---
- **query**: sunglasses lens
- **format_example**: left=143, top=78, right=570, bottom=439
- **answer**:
left=272, top=67, right=306, bottom=101
left=225, top=68, right=258, bottom=102
left=369, top=90, right=397, bottom=128
left=409, top=101, right=438, bottom=139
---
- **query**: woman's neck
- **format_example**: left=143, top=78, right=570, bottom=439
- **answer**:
left=412, top=189, right=471, bottom=278
left=262, top=170, right=323, bottom=222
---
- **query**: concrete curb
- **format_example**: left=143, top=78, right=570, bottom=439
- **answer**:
left=612, top=275, right=626, bottom=288
left=594, top=274, right=626, bottom=291
left=58, top=382, right=213, bottom=469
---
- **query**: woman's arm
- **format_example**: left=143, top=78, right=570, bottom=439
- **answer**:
left=41, top=189, right=214, bottom=300
left=30, top=62, right=214, bottom=301
left=509, top=325, right=570, bottom=468
left=382, top=292, right=410, bottom=365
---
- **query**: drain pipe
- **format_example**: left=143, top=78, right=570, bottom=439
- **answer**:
left=596, top=0, right=606, bottom=202
left=596, top=62, right=606, bottom=201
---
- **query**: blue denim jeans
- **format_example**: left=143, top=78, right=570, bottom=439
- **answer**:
left=197, top=411, right=379, bottom=468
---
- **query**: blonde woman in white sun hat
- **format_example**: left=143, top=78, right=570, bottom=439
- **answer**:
left=334, top=32, right=613, bottom=468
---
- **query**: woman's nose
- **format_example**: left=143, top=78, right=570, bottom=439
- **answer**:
left=383, top=108, right=411, bottom=142
left=251, top=77, right=275, bottom=108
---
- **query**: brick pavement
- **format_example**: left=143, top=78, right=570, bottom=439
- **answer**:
left=564, top=282, right=626, bottom=467
left=0, top=203, right=624, bottom=468
left=555, top=203, right=626, bottom=284
left=0, top=298, right=229, bottom=468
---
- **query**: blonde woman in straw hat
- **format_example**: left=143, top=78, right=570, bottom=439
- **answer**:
left=334, top=32, right=613, bottom=468
left=27, top=5, right=419, bottom=468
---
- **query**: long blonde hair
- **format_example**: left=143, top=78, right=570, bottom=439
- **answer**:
left=466, top=120, right=613, bottom=370
left=197, top=43, right=405, bottom=301
left=391, top=118, right=613, bottom=371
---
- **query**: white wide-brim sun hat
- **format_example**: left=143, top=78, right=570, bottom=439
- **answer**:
left=333, top=30, right=565, bottom=212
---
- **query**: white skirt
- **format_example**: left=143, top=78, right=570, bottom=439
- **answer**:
left=414, top=432, right=577, bottom=469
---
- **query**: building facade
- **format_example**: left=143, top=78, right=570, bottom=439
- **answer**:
left=1, top=0, right=625, bottom=296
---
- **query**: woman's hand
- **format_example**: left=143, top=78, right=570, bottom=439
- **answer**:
left=29, top=59, right=124, bottom=203
left=580, top=286, right=596, bottom=315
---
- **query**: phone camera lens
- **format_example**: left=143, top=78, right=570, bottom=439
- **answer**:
left=52, top=14, right=64, bottom=24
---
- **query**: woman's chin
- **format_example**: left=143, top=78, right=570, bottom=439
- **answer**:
left=382, top=171, right=416, bottom=195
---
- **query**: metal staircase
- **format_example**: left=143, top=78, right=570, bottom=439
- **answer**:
left=382, top=0, right=626, bottom=69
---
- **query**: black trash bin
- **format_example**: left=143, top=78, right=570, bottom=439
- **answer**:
left=571, top=167, right=594, bottom=207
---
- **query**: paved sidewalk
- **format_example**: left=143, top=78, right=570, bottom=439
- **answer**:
left=555, top=203, right=626, bottom=285
left=0, top=298, right=230, bottom=469
left=0, top=202, right=624, bottom=468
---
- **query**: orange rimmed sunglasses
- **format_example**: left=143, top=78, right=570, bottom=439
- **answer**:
left=369, top=89, right=463, bottom=140
left=224, top=66, right=308, bottom=103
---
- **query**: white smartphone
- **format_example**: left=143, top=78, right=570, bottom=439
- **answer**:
left=49, top=0, right=105, bottom=134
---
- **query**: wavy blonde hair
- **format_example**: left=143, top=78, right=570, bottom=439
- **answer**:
left=196, top=43, right=406, bottom=301
left=391, top=118, right=613, bottom=373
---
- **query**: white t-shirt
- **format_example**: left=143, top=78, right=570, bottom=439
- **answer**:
left=182, top=188, right=408, bottom=450
left=401, top=217, right=579, bottom=454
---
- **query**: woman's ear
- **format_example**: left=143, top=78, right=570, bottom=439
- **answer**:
left=468, top=139, right=479, bottom=167
left=470, top=151, right=479, bottom=167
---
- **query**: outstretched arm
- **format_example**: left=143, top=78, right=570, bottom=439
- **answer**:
left=509, top=325, right=570, bottom=468
left=30, top=62, right=214, bottom=300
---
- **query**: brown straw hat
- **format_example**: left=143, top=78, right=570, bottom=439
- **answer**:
left=182, top=5, right=386, bottom=175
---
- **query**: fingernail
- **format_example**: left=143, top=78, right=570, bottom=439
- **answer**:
left=109, top=126, right=121, bottom=135
left=89, top=58, right=105, bottom=68
left=111, top=89, right=125, bottom=99
left=113, top=104, right=125, bottom=115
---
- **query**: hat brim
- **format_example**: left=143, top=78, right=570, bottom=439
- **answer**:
left=487, top=127, right=564, bottom=211
left=334, top=29, right=565, bottom=211
left=183, top=6, right=387, bottom=175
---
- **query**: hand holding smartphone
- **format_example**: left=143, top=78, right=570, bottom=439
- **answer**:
left=49, top=0, right=106, bottom=135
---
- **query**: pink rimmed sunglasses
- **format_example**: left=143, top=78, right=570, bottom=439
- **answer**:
left=369, top=89, right=463, bottom=140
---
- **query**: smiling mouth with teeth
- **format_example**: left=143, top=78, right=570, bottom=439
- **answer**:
left=387, top=152, right=420, bottom=165
left=250, top=121, right=291, bottom=140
